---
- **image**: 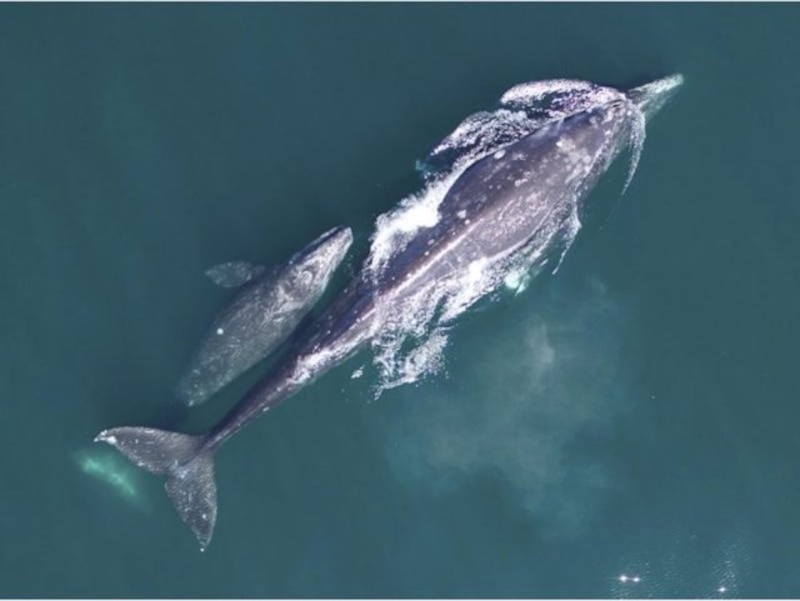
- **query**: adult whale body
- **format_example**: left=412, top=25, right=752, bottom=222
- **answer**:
left=96, top=75, right=683, bottom=549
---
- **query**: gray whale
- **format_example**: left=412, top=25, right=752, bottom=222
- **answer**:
left=96, top=75, right=683, bottom=550
left=176, top=226, right=353, bottom=406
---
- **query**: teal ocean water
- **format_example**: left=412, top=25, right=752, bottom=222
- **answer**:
left=2, top=4, right=800, bottom=597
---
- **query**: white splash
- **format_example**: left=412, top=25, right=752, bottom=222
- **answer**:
left=367, top=176, right=452, bottom=276
left=503, top=268, right=531, bottom=295
left=372, top=328, right=449, bottom=394
left=622, top=104, right=647, bottom=194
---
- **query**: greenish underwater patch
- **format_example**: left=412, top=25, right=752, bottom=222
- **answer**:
left=73, top=447, right=151, bottom=512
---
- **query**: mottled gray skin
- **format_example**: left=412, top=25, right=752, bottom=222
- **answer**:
left=176, top=226, right=353, bottom=406
left=96, top=76, right=682, bottom=551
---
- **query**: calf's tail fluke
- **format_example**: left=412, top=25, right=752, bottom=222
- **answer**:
left=94, top=426, right=217, bottom=550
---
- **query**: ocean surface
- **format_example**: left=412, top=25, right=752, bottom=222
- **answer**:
left=2, top=3, right=800, bottom=598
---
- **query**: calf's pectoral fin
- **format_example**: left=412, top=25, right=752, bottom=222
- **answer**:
left=205, top=261, right=267, bottom=288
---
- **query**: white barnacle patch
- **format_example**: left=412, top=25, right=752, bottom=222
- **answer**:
left=494, top=149, right=506, bottom=160
left=457, top=209, right=467, bottom=220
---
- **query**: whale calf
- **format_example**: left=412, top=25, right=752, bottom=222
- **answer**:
left=96, top=75, right=683, bottom=549
left=177, top=226, right=353, bottom=406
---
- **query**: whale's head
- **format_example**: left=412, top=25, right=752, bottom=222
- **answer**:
left=523, top=74, right=682, bottom=227
left=587, top=73, right=684, bottom=196
left=287, top=225, right=353, bottom=295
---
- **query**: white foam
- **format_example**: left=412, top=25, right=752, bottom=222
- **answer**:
left=372, top=328, right=449, bottom=394
left=500, top=79, right=597, bottom=105
left=622, top=104, right=647, bottom=194
left=503, top=268, right=532, bottom=295
left=368, top=179, right=446, bottom=277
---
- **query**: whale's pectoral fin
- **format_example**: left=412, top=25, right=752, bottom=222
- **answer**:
left=95, top=427, right=217, bottom=551
left=205, top=261, right=267, bottom=288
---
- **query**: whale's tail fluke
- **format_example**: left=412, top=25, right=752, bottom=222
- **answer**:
left=94, top=427, right=217, bottom=550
